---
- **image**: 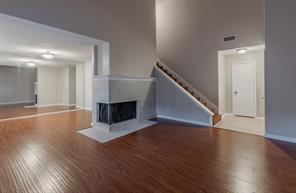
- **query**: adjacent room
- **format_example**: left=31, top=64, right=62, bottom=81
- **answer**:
left=216, top=45, right=265, bottom=136
left=0, top=14, right=95, bottom=120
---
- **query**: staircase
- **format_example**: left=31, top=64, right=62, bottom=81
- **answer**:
left=156, top=60, right=222, bottom=125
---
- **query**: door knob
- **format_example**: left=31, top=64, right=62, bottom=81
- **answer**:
left=234, top=91, right=238, bottom=95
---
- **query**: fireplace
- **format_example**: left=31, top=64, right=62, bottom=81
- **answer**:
left=97, top=101, right=137, bottom=125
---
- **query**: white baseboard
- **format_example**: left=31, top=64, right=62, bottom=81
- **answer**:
left=222, top=113, right=234, bottom=118
left=0, top=109, right=81, bottom=122
left=265, top=134, right=296, bottom=144
left=36, top=103, right=66, bottom=107
left=157, top=115, right=211, bottom=127
left=0, top=101, right=34, bottom=105
left=222, top=114, right=265, bottom=120
left=83, top=107, right=92, bottom=111
left=66, top=104, right=77, bottom=106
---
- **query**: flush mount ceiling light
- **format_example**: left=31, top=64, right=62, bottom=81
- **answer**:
left=26, top=62, right=36, bottom=67
left=42, top=51, right=55, bottom=59
left=236, top=48, right=248, bottom=54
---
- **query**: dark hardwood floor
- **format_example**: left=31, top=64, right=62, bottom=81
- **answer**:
left=0, top=103, right=78, bottom=120
left=0, top=110, right=296, bottom=193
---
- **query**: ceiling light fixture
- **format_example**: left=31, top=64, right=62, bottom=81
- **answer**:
left=42, top=51, right=55, bottom=59
left=26, top=62, right=36, bottom=67
left=236, top=48, right=248, bottom=54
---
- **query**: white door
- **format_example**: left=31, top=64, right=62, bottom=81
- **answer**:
left=232, top=61, right=256, bottom=117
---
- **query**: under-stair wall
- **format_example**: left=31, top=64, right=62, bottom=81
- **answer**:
left=155, top=60, right=221, bottom=126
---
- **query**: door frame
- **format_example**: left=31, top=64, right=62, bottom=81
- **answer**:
left=231, top=61, right=257, bottom=117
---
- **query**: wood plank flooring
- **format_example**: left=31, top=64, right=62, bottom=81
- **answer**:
left=0, top=103, right=78, bottom=120
left=0, top=110, right=296, bottom=193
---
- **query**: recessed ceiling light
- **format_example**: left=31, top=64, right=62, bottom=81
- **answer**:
left=236, top=48, right=248, bottom=54
left=42, top=51, right=55, bottom=59
left=26, top=62, right=36, bottom=67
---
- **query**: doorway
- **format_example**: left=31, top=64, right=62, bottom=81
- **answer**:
left=232, top=61, right=256, bottom=117
left=217, top=45, right=265, bottom=136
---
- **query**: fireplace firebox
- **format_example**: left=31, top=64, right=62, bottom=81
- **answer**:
left=97, top=101, right=137, bottom=125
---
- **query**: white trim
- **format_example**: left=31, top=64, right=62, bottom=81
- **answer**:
left=222, top=113, right=265, bottom=120
left=0, top=101, right=35, bottom=105
left=0, top=109, right=82, bottom=122
left=222, top=113, right=234, bottom=118
left=155, top=66, right=214, bottom=116
left=218, top=44, right=265, bottom=116
left=66, top=104, right=77, bottom=106
left=265, top=134, right=296, bottom=144
left=26, top=103, right=78, bottom=108
left=157, top=115, right=211, bottom=127
left=35, top=103, right=66, bottom=107
left=83, top=107, right=92, bottom=111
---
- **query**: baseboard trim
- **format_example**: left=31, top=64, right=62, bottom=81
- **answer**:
left=265, top=134, right=296, bottom=144
left=222, top=113, right=234, bottom=118
left=36, top=103, right=66, bottom=107
left=222, top=114, right=265, bottom=120
left=0, top=101, right=34, bottom=105
left=66, top=104, right=77, bottom=106
left=157, top=115, right=211, bottom=127
left=0, top=109, right=82, bottom=122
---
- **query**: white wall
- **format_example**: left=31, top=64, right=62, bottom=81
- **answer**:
left=76, top=61, right=93, bottom=109
left=37, top=66, right=76, bottom=106
left=37, top=66, right=62, bottom=105
left=76, top=63, right=85, bottom=108
left=61, top=67, right=69, bottom=105
left=84, top=61, right=93, bottom=109
left=220, top=50, right=265, bottom=117
left=68, top=67, right=76, bottom=105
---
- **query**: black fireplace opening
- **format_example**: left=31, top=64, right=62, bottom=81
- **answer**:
left=97, top=101, right=137, bottom=125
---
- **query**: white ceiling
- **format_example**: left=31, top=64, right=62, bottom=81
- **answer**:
left=0, top=14, right=93, bottom=68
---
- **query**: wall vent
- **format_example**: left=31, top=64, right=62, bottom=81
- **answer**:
left=224, top=35, right=236, bottom=42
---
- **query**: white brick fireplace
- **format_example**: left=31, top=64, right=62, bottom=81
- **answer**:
left=79, top=75, right=157, bottom=143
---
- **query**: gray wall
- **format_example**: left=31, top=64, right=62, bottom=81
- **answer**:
left=156, top=0, right=264, bottom=104
left=265, top=1, right=296, bottom=139
left=0, top=66, right=36, bottom=104
left=0, top=0, right=156, bottom=77
left=155, top=68, right=212, bottom=126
